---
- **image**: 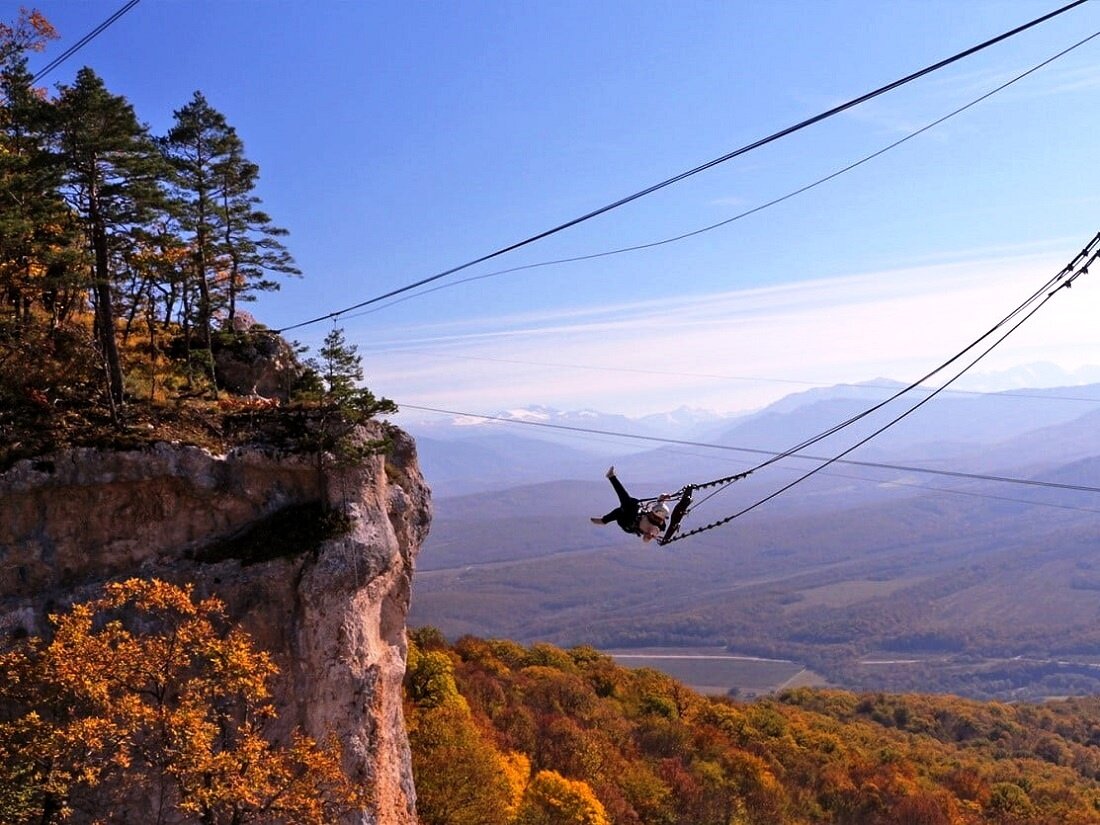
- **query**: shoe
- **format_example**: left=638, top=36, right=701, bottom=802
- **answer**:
left=590, top=517, right=604, bottom=525
left=606, top=465, right=615, bottom=478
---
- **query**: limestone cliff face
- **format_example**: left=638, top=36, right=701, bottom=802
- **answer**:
left=0, top=422, right=431, bottom=825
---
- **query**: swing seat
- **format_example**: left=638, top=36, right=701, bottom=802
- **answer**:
left=659, top=486, right=694, bottom=545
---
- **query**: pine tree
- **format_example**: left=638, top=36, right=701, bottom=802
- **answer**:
left=215, top=137, right=299, bottom=323
left=0, top=59, right=74, bottom=326
left=52, top=68, right=168, bottom=410
left=318, top=326, right=366, bottom=403
left=312, top=327, right=397, bottom=433
left=163, top=91, right=237, bottom=390
left=165, top=91, right=299, bottom=392
left=302, top=328, right=396, bottom=505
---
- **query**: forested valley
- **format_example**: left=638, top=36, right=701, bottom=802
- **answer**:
left=407, top=629, right=1100, bottom=825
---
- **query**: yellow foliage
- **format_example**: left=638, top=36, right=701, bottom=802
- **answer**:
left=0, top=578, right=364, bottom=823
left=407, top=702, right=514, bottom=825
left=501, top=750, right=532, bottom=816
left=405, top=642, right=466, bottom=711
left=514, top=770, right=610, bottom=825
left=409, top=634, right=1100, bottom=825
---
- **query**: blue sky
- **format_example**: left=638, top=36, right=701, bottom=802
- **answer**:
left=29, top=1, right=1100, bottom=417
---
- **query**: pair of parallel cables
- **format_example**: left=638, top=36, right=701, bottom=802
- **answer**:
left=277, top=0, right=1091, bottom=333
left=660, top=231, right=1100, bottom=543
left=264, top=2, right=1100, bottom=541
left=402, top=228, right=1100, bottom=543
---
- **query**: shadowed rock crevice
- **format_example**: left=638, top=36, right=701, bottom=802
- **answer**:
left=196, top=500, right=349, bottom=565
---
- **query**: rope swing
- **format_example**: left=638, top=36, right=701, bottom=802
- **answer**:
left=657, top=229, right=1100, bottom=546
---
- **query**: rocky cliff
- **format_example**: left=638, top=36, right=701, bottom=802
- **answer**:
left=0, top=422, right=431, bottom=824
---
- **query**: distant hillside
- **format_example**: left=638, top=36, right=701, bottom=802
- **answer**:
left=709, top=382, right=1100, bottom=466
left=404, top=405, right=741, bottom=495
left=406, top=632, right=1100, bottom=825
left=411, top=458, right=1100, bottom=699
left=418, top=481, right=621, bottom=572
left=403, top=381, right=1100, bottom=497
left=414, top=434, right=604, bottom=497
left=409, top=380, right=1100, bottom=699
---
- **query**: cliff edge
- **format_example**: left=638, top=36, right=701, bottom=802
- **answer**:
left=0, top=422, right=431, bottom=825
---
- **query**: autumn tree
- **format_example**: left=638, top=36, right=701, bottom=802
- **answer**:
left=0, top=9, right=74, bottom=326
left=0, top=578, right=363, bottom=824
left=0, top=8, right=55, bottom=68
left=404, top=639, right=524, bottom=825
left=514, top=771, right=610, bottom=825
left=52, top=67, right=169, bottom=410
left=409, top=635, right=1100, bottom=825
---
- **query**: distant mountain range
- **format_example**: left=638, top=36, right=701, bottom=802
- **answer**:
left=405, top=372, right=1100, bottom=699
left=407, top=404, right=732, bottom=442
left=401, top=404, right=742, bottom=495
left=400, top=374, right=1100, bottom=496
left=957, top=361, right=1100, bottom=391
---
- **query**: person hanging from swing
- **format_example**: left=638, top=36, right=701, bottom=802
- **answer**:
left=591, top=466, right=671, bottom=542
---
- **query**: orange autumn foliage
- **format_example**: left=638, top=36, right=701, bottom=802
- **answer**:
left=515, top=770, right=611, bottom=825
left=407, top=631, right=1100, bottom=825
left=0, top=578, right=365, bottom=824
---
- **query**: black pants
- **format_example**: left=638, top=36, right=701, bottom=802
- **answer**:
left=600, top=474, right=640, bottom=534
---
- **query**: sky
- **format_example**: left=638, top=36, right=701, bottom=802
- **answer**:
left=26, top=0, right=1100, bottom=419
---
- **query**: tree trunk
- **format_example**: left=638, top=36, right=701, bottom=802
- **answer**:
left=195, top=203, right=219, bottom=398
left=91, top=216, right=124, bottom=408
left=38, top=791, right=61, bottom=825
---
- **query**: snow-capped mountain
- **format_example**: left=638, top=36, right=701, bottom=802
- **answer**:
left=401, top=404, right=735, bottom=441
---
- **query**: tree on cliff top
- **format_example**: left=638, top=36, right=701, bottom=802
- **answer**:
left=164, top=91, right=300, bottom=394
left=0, top=48, right=80, bottom=330
left=300, top=327, right=397, bottom=480
left=52, top=67, right=169, bottom=412
left=0, top=578, right=365, bottom=824
left=0, top=10, right=393, bottom=468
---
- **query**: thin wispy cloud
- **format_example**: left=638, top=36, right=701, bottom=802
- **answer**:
left=837, top=39, right=1100, bottom=136
left=709, top=196, right=748, bottom=208
left=362, top=248, right=1099, bottom=416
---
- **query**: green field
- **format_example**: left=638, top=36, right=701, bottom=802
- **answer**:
left=603, top=647, right=827, bottom=697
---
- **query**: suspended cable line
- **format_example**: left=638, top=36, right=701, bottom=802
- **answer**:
left=400, top=228, right=1100, bottom=544
left=759, top=466, right=1100, bottom=517
left=344, top=27, right=1100, bottom=320
left=731, top=232, right=1099, bottom=481
left=398, top=401, right=1100, bottom=496
left=31, top=0, right=141, bottom=84
left=583, top=229, right=1100, bottom=533
left=646, top=437, right=1100, bottom=516
left=679, top=295, right=1071, bottom=537
left=276, top=0, right=1088, bottom=334
left=665, top=235, right=1100, bottom=543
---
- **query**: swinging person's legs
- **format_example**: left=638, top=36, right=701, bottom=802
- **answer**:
left=594, top=507, right=624, bottom=525
left=591, top=467, right=641, bottom=533
left=607, top=468, right=633, bottom=509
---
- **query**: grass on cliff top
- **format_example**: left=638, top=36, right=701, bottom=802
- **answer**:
left=0, top=386, right=334, bottom=472
left=0, top=316, right=390, bottom=472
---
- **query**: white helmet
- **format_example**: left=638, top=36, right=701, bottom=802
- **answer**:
left=647, top=502, right=670, bottom=522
